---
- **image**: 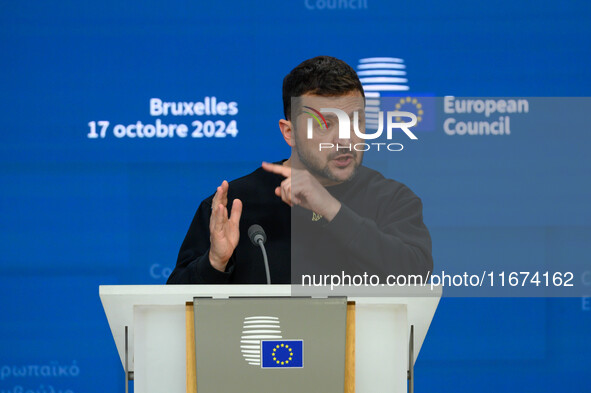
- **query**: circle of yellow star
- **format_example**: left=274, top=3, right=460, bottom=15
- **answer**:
left=272, top=343, right=293, bottom=365
left=395, top=97, right=424, bottom=123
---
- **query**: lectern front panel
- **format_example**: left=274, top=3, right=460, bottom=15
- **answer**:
left=193, top=297, right=347, bottom=393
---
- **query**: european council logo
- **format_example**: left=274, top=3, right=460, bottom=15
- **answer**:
left=261, top=340, right=304, bottom=369
left=357, top=57, right=435, bottom=132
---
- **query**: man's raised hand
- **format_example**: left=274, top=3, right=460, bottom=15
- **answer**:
left=208, top=180, right=242, bottom=272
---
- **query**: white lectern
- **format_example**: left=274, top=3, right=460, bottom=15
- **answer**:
left=99, top=285, right=441, bottom=393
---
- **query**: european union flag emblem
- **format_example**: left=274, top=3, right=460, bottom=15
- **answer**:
left=261, top=340, right=304, bottom=368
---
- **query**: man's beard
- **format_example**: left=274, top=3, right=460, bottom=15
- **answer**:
left=295, top=142, right=363, bottom=183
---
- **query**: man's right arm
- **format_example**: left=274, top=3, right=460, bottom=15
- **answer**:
left=167, top=180, right=243, bottom=284
left=166, top=199, right=234, bottom=284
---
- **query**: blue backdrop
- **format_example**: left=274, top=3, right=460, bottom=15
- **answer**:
left=1, top=1, right=590, bottom=392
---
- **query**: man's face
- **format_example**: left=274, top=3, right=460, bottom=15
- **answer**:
left=292, top=91, right=365, bottom=185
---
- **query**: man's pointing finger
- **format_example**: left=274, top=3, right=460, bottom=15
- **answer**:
left=261, top=161, right=291, bottom=178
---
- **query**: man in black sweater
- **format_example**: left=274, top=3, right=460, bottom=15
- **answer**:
left=167, top=56, right=432, bottom=285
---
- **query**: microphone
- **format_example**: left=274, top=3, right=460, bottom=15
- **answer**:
left=248, top=224, right=271, bottom=285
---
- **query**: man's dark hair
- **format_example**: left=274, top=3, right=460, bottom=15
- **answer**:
left=282, top=56, right=365, bottom=120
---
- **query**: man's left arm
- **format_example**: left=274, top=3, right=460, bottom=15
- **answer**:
left=323, top=186, right=433, bottom=278
left=262, top=162, right=432, bottom=278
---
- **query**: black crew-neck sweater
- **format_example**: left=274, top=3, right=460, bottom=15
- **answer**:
left=167, top=163, right=432, bottom=284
